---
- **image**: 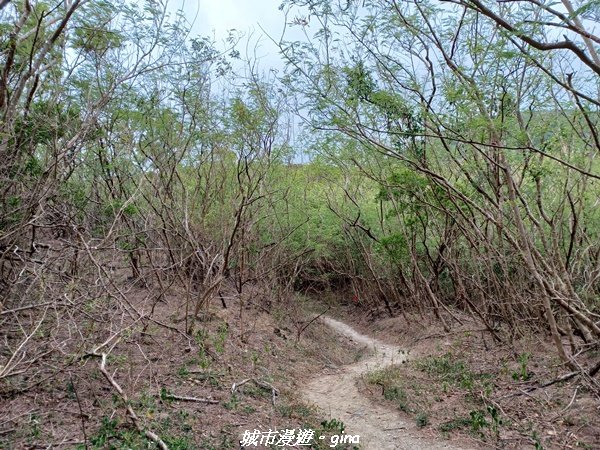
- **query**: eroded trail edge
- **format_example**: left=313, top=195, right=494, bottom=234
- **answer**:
left=302, top=317, right=473, bottom=450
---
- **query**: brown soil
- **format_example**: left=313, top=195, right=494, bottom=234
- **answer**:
left=0, top=282, right=363, bottom=449
left=2, top=273, right=598, bottom=450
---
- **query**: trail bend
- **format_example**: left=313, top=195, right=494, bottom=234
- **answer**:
left=302, top=316, right=475, bottom=450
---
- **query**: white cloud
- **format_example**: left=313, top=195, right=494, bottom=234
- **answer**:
left=169, top=0, right=284, bottom=41
left=166, top=0, right=294, bottom=72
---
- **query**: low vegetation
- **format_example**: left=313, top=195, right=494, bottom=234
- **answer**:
left=358, top=311, right=600, bottom=448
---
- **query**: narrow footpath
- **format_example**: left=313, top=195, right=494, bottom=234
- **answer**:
left=302, top=317, right=476, bottom=450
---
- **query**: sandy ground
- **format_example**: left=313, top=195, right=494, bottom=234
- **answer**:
left=302, top=316, right=476, bottom=450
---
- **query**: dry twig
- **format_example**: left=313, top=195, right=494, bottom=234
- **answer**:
left=231, top=378, right=279, bottom=405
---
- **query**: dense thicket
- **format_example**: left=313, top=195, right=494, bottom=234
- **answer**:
left=278, top=0, right=600, bottom=376
left=0, top=0, right=304, bottom=403
left=1, top=0, right=599, bottom=429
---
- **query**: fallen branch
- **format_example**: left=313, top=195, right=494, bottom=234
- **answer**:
left=413, top=328, right=493, bottom=342
left=296, top=306, right=331, bottom=342
left=500, top=358, right=600, bottom=399
left=231, top=378, right=279, bottom=405
left=90, top=352, right=169, bottom=450
left=0, top=301, right=63, bottom=315
left=536, top=358, right=600, bottom=390
left=550, top=387, right=579, bottom=421
left=160, top=393, right=219, bottom=404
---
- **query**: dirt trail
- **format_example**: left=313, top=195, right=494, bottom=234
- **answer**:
left=302, top=316, right=474, bottom=450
